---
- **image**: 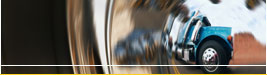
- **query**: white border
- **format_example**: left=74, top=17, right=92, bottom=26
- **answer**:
left=1, top=65, right=266, bottom=66
left=1, top=0, right=266, bottom=74
left=265, top=1, right=267, bottom=74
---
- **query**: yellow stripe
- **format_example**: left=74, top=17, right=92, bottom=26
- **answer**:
left=1, top=74, right=267, bottom=75
left=171, top=52, right=180, bottom=74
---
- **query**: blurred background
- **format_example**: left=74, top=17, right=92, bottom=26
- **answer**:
left=2, top=0, right=73, bottom=74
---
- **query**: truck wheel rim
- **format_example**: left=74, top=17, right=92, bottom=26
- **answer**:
left=202, top=48, right=219, bottom=72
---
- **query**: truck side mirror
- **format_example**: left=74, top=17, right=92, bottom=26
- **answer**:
left=203, top=17, right=211, bottom=26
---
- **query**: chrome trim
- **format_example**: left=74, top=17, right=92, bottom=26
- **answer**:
left=67, top=0, right=105, bottom=74
left=181, top=11, right=199, bottom=46
left=106, top=0, right=114, bottom=74
left=190, top=20, right=202, bottom=42
left=202, top=48, right=219, bottom=72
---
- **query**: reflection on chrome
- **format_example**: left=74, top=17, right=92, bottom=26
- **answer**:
left=67, top=0, right=101, bottom=74
left=67, top=0, right=266, bottom=74
left=114, top=29, right=160, bottom=65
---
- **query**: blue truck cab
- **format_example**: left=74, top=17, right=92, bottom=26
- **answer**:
left=162, top=11, right=233, bottom=73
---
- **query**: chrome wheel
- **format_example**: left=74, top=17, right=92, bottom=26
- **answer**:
left=202, top=48, right=219, bottom=72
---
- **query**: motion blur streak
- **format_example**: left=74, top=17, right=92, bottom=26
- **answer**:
left=67, top=0, right=103, bottom=74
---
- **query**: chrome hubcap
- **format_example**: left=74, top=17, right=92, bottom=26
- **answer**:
left=202, top=48, right=219, bottom=72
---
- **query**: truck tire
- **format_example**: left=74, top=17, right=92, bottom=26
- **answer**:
left=198, top=40, right=229, bottom=74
